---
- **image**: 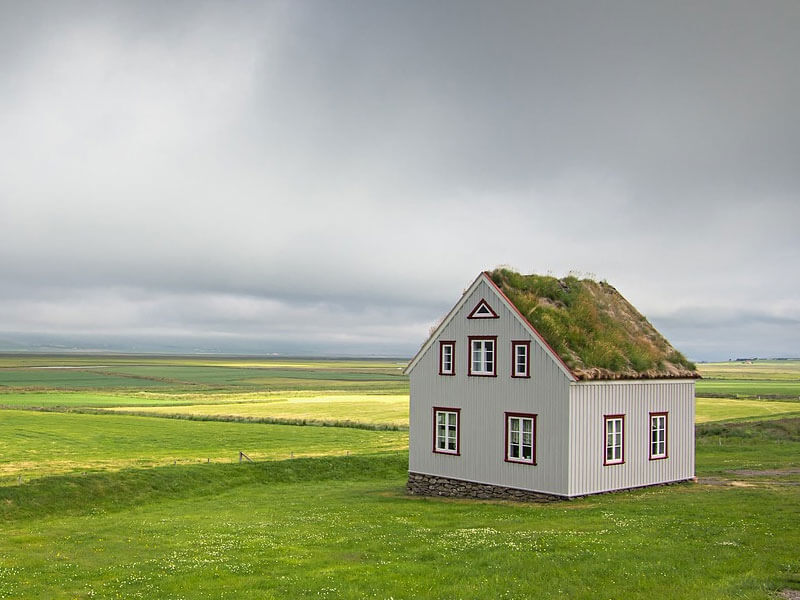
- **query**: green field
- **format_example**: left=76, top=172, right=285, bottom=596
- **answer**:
left=0, top=409, right=407, bottom=484
left=697, top=360, right=800, bottom=399
left=3, top=356, right=799, bottom=427
left=697, top=397, right=800, bottom=423
left=104, top=393, right=411, bottom=427
left=1, top=354, right=799, bottom=598
left=0, top=356, right=409, bottom=394
left=1, top=425, right=799, bottom=599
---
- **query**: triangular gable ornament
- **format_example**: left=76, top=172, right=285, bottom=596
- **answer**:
left=467, top=298, right=499, bottom=319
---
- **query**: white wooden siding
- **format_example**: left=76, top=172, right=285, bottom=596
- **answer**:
left=567, top=380, right=695, bottom=496
left=408, top=279, right=572, bottom=495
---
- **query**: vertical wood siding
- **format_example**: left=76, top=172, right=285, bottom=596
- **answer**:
left=567, top=380, right=696, bottom=496
left=408, top=279, right=572, bottom=495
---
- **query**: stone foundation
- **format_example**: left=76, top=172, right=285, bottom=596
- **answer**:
left=406, top=472, right=562, bottom=502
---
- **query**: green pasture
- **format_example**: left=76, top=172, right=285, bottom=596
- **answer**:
left=0, top=410, right=407, bottom=484
left=696, top=379, right=800, bottom=399
left=0, top=354, right=406, bottom=370
left=0, top=355, right=799, bottom=598
left=0, top=356, right=408, bottom=394
left=697, top=359, right=800, bottom=381
left=0, top=420, right=798, bottom=599
left=0, top=389, right=402, bottom=410
left=102, top=396, right=800, bottom=429
left=2, top=396, right=797, bottom=487
left=697, top=360, right=800, bottom=399
left=104, top=393, right=411, bottom=427
left=696, top=397, right=800, bottom=423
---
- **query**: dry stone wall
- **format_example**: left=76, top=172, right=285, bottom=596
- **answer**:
left=407, top=472, right=561, bottom=502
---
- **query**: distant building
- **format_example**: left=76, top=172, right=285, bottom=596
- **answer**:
left=404, top=269, right=699, bottom=500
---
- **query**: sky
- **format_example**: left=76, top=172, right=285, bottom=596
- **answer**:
left=0, top=1, right=798, bottom=360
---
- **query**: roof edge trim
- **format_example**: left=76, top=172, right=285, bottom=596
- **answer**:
left=403, top=273, right=486, bottom=375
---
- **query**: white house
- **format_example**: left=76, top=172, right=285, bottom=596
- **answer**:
left=404, top=269, right=699, bottom=500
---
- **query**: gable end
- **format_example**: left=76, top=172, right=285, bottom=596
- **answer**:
left=404, top=272, right=577, bottom=381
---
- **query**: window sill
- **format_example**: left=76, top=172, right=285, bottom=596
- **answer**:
left=504, top=457, right=536, bottom=465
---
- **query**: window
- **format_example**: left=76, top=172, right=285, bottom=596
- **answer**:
left=604, top=415, right=624, bottom=465
left=505, top=413, right=536, bottom=464
left=433, top=408, right=460, bottom=454
left=650, top=412, right=668, bottom=460
left=439, top=341, right=455, bottom=376
left=468, top=336, right=497, bottom=376
left=467, top=299, right=499, bottom=319
left=511, top=341, right=530, bottom=378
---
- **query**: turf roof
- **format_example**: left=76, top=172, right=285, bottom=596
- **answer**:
left=489, top=269, right=699, bottom=380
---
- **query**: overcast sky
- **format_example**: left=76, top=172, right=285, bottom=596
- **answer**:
left=1, top=1, right=798, bottom=360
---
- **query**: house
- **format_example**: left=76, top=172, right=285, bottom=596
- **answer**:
left=404, top=269, right=699, bottom=500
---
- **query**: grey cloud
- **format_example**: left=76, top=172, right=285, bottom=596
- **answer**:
left=0, top=1, right=798, bottom=359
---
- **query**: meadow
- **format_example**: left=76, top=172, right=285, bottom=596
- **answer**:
left=696, top=360, right=800, bottom=399
left=2, top=357, right=799, bottom=428
left=0, top=355, right=799, bottom=598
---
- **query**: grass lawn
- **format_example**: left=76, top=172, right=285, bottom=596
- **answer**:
left=0, top=355, right=799, bottom=598
left=0, top=410, right=407, bottom=484
left=1, top=422, right=799, bottom=599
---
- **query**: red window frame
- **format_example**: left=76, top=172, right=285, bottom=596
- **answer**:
left=603, top=414, right=625, bottom=466
left=511, top=340, right=530, bottom=378
left=439, top=341, right=455, bottom=376
left=432, top=407, right=461, bottom=455
left=649, top=411, right=669, bottom=460
left=468, top=336, right=498, bottom=377
left=504, top=412, right=537, bottom=465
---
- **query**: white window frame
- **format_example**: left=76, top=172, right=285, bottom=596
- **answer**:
left=433, top=408, right=460, bottom=455
left=650, top=412, right=668, bottom=460
left=511, top=341, right=530, bottom=378
left=469, top=336, right=496, bottom=376
left=604, top=415, right=624, bottom=465
left=439, top=341, right=455, bottom=376
left=505, top=413, right=536, bottom=464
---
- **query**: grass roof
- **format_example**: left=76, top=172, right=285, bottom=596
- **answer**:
left=489, top=269, right=698, bottom=380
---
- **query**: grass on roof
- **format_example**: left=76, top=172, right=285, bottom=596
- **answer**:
left=489, top=268, right=697, bottom=380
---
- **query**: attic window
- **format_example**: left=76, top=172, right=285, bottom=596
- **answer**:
left=439, top=341, right=455, bottom=376
left=467, top=299, right=499, bottom=319
left=511, top=341, right=530, bottom=378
